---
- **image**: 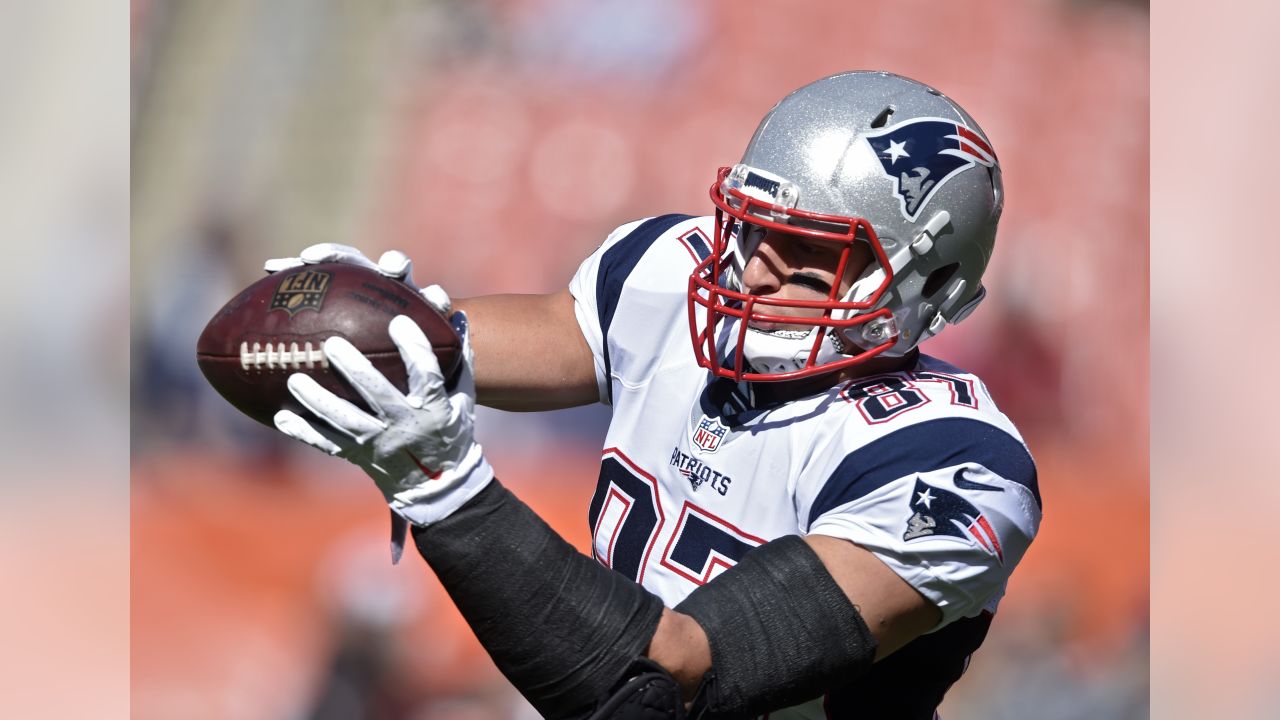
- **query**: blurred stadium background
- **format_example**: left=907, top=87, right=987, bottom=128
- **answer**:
left=131, top=1, right=1149, bottom=718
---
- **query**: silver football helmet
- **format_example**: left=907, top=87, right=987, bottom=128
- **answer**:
left=688, top=71, right=1003, bottom=382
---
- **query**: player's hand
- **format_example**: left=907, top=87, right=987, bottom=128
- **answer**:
left=273, top=311, right=492, bottom=528
left=264, top=243, right=454, bottom=316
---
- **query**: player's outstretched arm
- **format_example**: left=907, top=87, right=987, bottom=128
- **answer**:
left=454, top=290, right=600, bottom=411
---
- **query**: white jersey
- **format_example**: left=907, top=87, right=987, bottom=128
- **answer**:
left=568, top=215, right=1041, bottom=719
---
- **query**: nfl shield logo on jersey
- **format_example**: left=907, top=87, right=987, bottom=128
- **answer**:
left=692, top=415, right=729, bottom=453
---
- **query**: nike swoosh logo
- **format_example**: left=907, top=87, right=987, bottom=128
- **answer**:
left=953, top=467, right=1002, bottom=492
left=405, top=450, right=443, bottom=480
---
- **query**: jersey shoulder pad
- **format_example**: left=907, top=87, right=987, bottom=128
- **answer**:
left=568, top=215, right=713, bottom=403
left=803, top=416, right=1041, bottom=624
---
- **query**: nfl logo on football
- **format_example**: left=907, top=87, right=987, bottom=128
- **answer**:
left=270, top=269, right=333, bottom=315
left=692, top=415, right=729, bottom=453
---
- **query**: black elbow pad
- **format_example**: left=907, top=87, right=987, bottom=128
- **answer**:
left=676, top=535, right=877, bottom=718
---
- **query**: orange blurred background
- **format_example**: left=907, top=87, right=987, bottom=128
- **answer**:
left=131, top=1, right=1149, bottom=718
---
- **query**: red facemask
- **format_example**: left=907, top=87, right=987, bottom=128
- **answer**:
left=687, top=167, right=899, bottom=382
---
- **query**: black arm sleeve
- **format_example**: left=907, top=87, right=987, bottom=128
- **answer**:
left=677, top=535, right=878, bottom=718
left=411, top=480, right=665, bottom=719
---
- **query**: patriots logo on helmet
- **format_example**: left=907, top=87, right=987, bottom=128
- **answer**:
left=864, top=118, right=997, bottom=221
left=903, top=477, right=1004, bottom=564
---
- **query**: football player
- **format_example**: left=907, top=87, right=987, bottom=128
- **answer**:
left=268, top=71, right=1041, bottom=719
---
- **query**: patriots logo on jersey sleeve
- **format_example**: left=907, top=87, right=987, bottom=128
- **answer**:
left=864, top=118, right=997, bottom=221
left=903, top=477, right=1004, bottom=564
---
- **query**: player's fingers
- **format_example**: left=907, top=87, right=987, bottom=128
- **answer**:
left=263, top=257, right=305, bottom=274
left=322, top=336, right=408, bottom=419
left=420, top=284, right=452, bottom=316
left=377, top=249, right=410, bottom=278
left=286, top=372, right=386, bottom=442
left=377, top=250, right=421, bottom=290
left=273, top=409, right=347, bottom=455
left=299, top=243, right=379, bottom=271
left=388, top=315, right=447, bottom=407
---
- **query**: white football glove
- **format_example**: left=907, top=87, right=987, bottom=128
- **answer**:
left=264, top=243, right=453, bottom=316
left=274, top=311, right=492, bottom=532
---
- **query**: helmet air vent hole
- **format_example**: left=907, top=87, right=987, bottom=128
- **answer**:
left=922, top=263, right=960, bottom=299
left=870, top=106, right=895, bottom=129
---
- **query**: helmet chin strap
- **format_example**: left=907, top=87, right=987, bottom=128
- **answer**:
left=741, top=324, right=846, bottom=376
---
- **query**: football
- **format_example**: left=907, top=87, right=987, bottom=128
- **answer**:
left=196, top=263, right=462, bottom=428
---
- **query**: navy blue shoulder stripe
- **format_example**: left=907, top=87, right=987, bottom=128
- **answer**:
left=596, top=214, right=695, bottom=402
left=682, top=227, right=712, bottom=261
left=808, top=417, right=1039, bottom=527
